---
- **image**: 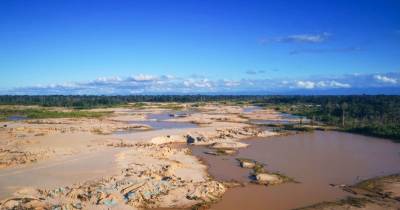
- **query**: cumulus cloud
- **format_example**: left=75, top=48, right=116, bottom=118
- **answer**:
left=317, top=81, right=351, bottom=88
left=374, top=75, right=397, bottom=84
left=183, top=79, right=213, bottom=89
left=131, top=74, right=157, bottom=81
left=296, top=81, right=315, bottom=89
left=3, top=72, right=399, bottom=95
left=295, top=80, right=351, bottom=89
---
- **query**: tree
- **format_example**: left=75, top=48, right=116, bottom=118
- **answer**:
left=340, top=102, right=348, bottom=127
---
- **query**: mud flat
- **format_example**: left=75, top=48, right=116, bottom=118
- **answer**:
left=191, top=131, right=400, bottom=210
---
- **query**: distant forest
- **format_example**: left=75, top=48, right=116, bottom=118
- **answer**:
left=254, top=95, right=400, bottom=141
left=0, top=95, right=399, bottom=141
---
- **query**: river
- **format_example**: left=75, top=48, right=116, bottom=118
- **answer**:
left=191, top=131, right=400, bottom=210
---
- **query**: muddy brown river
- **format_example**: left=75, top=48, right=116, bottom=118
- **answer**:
left=191, top=131, right=400, bottom=210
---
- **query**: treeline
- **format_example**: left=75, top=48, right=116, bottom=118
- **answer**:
left=258, top=95, right=400, bottom=141
left=0, top=95, right=257, bottom=108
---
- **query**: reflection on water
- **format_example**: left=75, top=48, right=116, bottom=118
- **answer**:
left=129, top=120, right=197, bottom=130
left=242, top=106, right=262, bottom=113
left=133, top=111, right=197, bottom=130
left=147, top=113, right=173, bottom=121
left=7, top=116, right=28, bottom=121
left=114, top=112, right=198, bottom=135
left=191, top=131, right=400, bottom=210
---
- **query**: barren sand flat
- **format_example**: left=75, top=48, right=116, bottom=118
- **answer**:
left=0, top=148, right=124, bottom=198
left=0, top=131, right=122, bottom=169
left=114, top=121, right=258, bottom=143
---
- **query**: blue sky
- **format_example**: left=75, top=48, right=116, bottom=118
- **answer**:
left=1, top=0, right=399, bottom=94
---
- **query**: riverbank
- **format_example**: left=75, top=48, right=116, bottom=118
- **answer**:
left=297, top=174, right=400, bottom=210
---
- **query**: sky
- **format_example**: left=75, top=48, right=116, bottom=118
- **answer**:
left=0, top=0, right=399, bottom=95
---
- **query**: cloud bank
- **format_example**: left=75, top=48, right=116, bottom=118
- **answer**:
left=2, top=72, right=400, bottom=95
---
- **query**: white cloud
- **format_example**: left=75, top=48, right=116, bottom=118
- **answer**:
left=95, top=76, right=122, bottom=83
left=223, top=80, right=240, bottom=87
left=296, top=81, right=315, bottom=89
left=328, top=81, right=351, bottom=88
left=285, top=35, right=324, bottom=43
left=296, top=80, right=350, bottom=89
left=3, top=72, right=399, bottom=95
left=278, top=32, right=330, bottom=43
left=183, top=79, right=213, bottom=89
left=131, top=74, right=157, bottom=81
left=374, top=75, right=397, bottom=84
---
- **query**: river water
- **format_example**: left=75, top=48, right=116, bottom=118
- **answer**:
left=114, top=112, right=197, bottom=135
left=191, top=131, right=400, bottom=210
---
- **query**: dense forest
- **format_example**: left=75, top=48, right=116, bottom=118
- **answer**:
left=256, top=95, right=400, bottom=141
left=0, top=95, right=258, bottom=108
left=0, top=95, right=399, bottom=141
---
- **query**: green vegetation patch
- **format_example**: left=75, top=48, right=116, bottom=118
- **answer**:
left=345, top=125, right=400, bottom=142
left=156, top=103, right=184, bottom=110
left=258, top=96, right=400, bottom=142
left=127, top=102, right=147, bottom=109
left=0, top=107, right=112, bottom=121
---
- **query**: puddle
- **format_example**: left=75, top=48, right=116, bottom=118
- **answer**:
left=147, top=113, right=174, bottom=121
left=114, top=112, right=198, bottom=135
left=6, top=116, right=28, bottom=121
left=242, top=106, right=262, bottom=113
left=191, top=131, right=400, bottom=210
left=130, top=120, right=197, bottom=130
left=148, top=111, right=194, bottom=121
